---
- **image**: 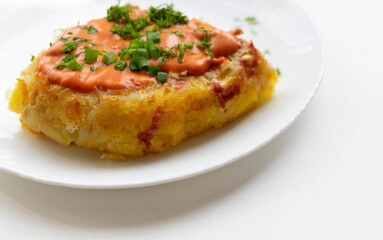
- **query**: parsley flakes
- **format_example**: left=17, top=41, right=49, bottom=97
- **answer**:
left=86, top=25, right=99, bottom=34
left=102, top=52, right=118, bottom=65
left=62, top=41, right=78, bottom=53
left=276, top=67, right=281, bottom=76
left=194, top=27, right=214, bottom=58
left=147, top=4, right=188, bottom=28
left=84, top=45, right=100, bottom=64
left=171, top=30, right=185, bottom=37
left=245, top=17, right=259, bottom=25
left=114, top=60, right=127, bottom=71
left=54, top=54, right=83, bottom=71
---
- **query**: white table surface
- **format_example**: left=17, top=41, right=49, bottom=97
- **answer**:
left=1, top=0, right=382, bottom=239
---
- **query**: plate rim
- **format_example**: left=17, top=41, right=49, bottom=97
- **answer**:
left=0, top=0, right=326, bottom=189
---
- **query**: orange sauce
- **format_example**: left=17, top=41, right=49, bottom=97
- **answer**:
left=37, top=17, right=241, bottom=92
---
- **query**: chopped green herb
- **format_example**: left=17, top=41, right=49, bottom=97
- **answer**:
left=263, top=49, right=270, bottom=55
left=250, top=30, right=257, bottom=35
left=106, top=4, right=150, bottom=39
left=54, top=54, right=83, bottom=71
left=114, top=60, right=127, bottom=71
left=157, top=42, right=193, bottom=64
left=103, top=4, right=197, bottom=79
left=31, top=55, right=35, bottom=62
left=195, top=27, right=214, bottom=58
left=90, top=66, right=96, bottom=72
left=106, top=3, right=133, bottom=23
left=159, top=57, right=166, bottom=65
left=204, top=51, right=214, bottom=58
left=49, top=42, right=52, bottom=46
left=135, top=57, right=149, bottom=69
left=72, top=37, right=99, bottom=46
left=148, top=65, right=160, bottom=76
left=86, top=25, right=99, bottom=34
left=102, top=52, right=118, bottom=65
left=171, top=42, right=194, bottom=63
left=129, top=39, right=145, bottom=49
left=145, top=40, right=162, bottom=59
left=148, top=4, right=188, bottom=28
left=59, top=37, right=69, bottom=42
left=159, top=49, right=176, bottom=64
left=196, top=41, right=210, bottom=48
left=68, top=32, right=73, bottom=35
left=171, top=30, right=185, bottom=37
left=157, top=72, right=168, bottom=83
left=134, top=16, right=151, bottom=31
left=183, top=42, right=194, bottom=48
left=130, top=48, right=148, bottom=58
left=129, top=61, right=139, bottom=71
left=118, top=47, right=131, bottom=59
left=54, top=55, right=75, bottom=69
left=276, top=67, right=281, bottom=76
left=65, top=59, right=84, bottom=71
left=129, top=56, right=150, bottom=71
left=146, top=30, right=161, bottom=43
left=245, top=17, right=259, bottom=25
left=106, top=3, right=187, bottom=30
left=110, top=24, right=142, bottom=39
left=193, top=27, right=204, bottom=32
left=62, top=41, right=78, bottom=53
left=84, top=45, right=100, bottom=64
left=120, top=39, right=162, bottom=61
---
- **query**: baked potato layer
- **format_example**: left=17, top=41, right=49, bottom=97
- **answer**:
left=9, top=40, right=278, bottom=158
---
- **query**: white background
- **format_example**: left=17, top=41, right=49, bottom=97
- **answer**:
left=0, top=0, right=382, bottom=239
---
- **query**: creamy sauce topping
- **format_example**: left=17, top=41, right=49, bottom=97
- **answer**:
left=37, top=18, right=241, bottom=92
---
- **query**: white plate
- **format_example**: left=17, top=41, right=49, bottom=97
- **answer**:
left=0, top=0, right=324, bottom=189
